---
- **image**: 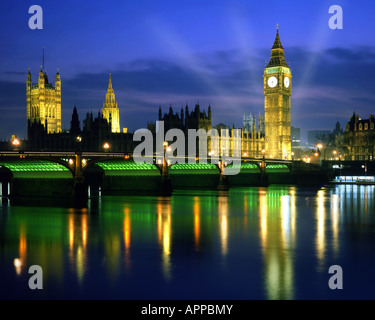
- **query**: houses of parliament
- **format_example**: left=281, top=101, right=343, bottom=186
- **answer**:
left=19, top=26, right=293, bottom=159
left=150, top=26, right=292, bottom=160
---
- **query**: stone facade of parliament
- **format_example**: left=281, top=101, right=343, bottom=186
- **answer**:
left=147, top=27, right=292, bottom=159
left=26, top=72, right=132, bottom=152
left=26, top=66, right=61, bottom=136
left=21, top=27, right=292, bottom=158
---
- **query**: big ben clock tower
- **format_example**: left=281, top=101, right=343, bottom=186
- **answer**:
left=264, top=25, right=292, bottom=159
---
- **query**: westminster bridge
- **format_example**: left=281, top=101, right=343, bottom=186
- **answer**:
left=0, top=150, right=310, bottom=200
left=5, top=150, right=372, bottom=202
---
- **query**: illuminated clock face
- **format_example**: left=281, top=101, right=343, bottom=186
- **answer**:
left=268, top=76, right=277, bottom=88
left=284, top=76, right=290, bottom=88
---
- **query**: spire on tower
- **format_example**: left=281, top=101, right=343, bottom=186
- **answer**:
left=108, top=73, right=112, bottom=90
left=272, top=25, right=284, bottom=50
left=27, top=67, right=32, bottom=85
left=266, top=25, right=289, bottom=68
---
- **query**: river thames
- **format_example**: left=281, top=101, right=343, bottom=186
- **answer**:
left=0, top=184, right=374, bottom=300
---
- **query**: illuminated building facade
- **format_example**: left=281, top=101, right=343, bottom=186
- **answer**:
left=102, top=73, right=120, bottom=133
left=344, top=113, right=375, bottom=160
left=26, top=66, right=61, bottom=137
left=264, top=26, right=292, bottom=159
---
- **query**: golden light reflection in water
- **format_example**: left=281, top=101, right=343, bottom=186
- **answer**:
left=193, top=197, right=200, bottom=251
left=69, top=215, right=74, bottom=252
left=13, top=258, right=22, bottom=275
left=259, top=188, right=296, bottom=300
left=78, top=213, right=88, bottom=284
left=67, top=209, right=88, bottom=284
left=316, top=190, right=326, bottom=270
left=290, top=188, right=296, bottom=245
left=123, top=207, right=131, bottom=271
left=259, top=191, right=267, bottom=251
left=280, top=196, right=292, bottom=248
left=157, top=201, right=172, bottom=280
left=15, top=225, right=27, bottom=276
left=76, top=245, right=85, bottom=283
left=331, top=194, right=339, bottom=256
left=82, top=214, right=87, bottom=249
left=218, top=196, right=228, bottom=257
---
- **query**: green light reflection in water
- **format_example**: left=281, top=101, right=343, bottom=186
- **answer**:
left=2, top=185, right=374, bottom=299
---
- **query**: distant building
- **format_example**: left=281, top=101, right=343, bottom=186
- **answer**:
left=291, top=127, right=300, bottom=147
left=26, top=66, right=61, bottom=137
left=243, top=113, right=265, bottom=136
left=243, top=113, right=256, bottom=134
left=333, top=120, right=343, bottom=137
left=306, top=121, right=345, bottom=159
left=344, top=113, right=375, bottom=161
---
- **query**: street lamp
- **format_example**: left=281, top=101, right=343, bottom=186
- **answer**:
left=362, top=163, right=367, bottom=176
left=332, top=150, right=337, bottom=161
left=316, top=143, right=323, bottom=160
left=12, top=137, right=20, bottom=151
left=103, top=142, right=110, bottom=151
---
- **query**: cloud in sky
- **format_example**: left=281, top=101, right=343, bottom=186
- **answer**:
left=1, top=45, right=375, bottom=140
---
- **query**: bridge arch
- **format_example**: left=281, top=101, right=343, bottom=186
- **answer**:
left=265, top=163, right=291, bottom=173
left=0, top=165, right=12, bottom=197
left=0, top=158, right=74, bottom=198
left=83, top=158, right=161, bottom=195
left=0, top=158, right=73, bottom=178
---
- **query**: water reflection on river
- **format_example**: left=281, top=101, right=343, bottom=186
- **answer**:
left=0, top=184, right=374, bottom=299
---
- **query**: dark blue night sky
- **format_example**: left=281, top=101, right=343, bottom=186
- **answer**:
left=0, top=0, right=373, bottom=141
